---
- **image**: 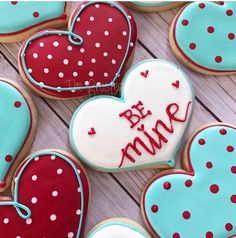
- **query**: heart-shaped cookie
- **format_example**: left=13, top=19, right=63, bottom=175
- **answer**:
left=170, top=2, right=236, bottom=75
left=0, top=79, right=37, bottom=192
left=19, top=1, right=137, bottom=99
left=0, top=150, right=90, bottom=238
left=70, top=59, right=194, bottom=172
left=0, top=2, right=69, bottom=42
left=87, top=218, right=151, bottom=238
left=142, top=123, right=236, bottom=238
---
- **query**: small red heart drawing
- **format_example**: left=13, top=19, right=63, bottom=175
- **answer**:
left=88, top=127, right=96, bottom=135
left=0, top=150, right=90, bottom=238
left=19, top=1, right=137, bottom=99
left=140, top=70, right=149, bottom=78
left=172, top=80, right=180, bottom=88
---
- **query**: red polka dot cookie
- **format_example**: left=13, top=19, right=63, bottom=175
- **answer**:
left=124, top=1, right=186, bottom=13
left=142, top=123, right=236, bottom=238
left=170, top=2, right=236, bottom=75
left=0, top=79, right=37, bottom=192
left=0, top=149, right=90, bottom=238
left=18, top=1, right=137, bottom=99
left=0, top=2, right=69, bottom=42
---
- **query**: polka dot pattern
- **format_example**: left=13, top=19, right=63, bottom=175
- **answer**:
left=175, top=2, right=236, bottom=72
left=21, top=1, right=137, bottom=98
left=143, top=125, right=236, bottom=238
left=0, top=152, right=90, bottom=237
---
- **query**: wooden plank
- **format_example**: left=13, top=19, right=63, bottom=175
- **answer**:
left=0, top=53, right=144, bottom=233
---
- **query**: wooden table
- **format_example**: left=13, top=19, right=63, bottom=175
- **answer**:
left=0, top=1, right=233, bottom=235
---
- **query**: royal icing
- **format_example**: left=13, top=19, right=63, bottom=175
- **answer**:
left=132, top=1, right=171, bottom=7
left=19, top=1, right=137, bottom=98
left=142, top=124, right=236, bottom=238
left=88, top=220, right=150, bottom=238
left=0, top=150, right=90, bottom=238
left=0, top=80, right=32, bottom=189
left=70, top=59, right=194, bottom=171
left=0, top=2, right=67, bottom=35
left=173, top=2, right=236, bottom=73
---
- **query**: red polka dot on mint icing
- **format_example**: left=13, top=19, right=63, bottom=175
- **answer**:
left=189, top=43, right=196, bottom=50
left=33, top=11, right=39, bottom=18
left=226, top=9, right=233, bottom=16
left=151, top=204, right=158, bottom=213
left=199, top=3, right=205, bottom=9
left=225, top=223, right=233, bottom=231
left=185, top=179, right=192, bottom=187
left=206, top=231, right=213, bottom=238
left=182, top=19, right=189, bottom=26
left=163, top=182, right=171, bottom=190
left=231, top=166, right=236, bottom=174
left=14, top=101, right=22, bottom=108
left=220, top=128, right=227, bottom=135
left=215, top=56, right=222, bottom=63
left=210, top=184, right=219, bottom=194
left=219, top=1, right=224, bottom=5
left=5, top=155, right=13, bottom=162
left=207, top=26, right=214, bottom=33
left=173, top=233, right=180, bottom=238
left=182, top=211, right=191, bottom=219
left=198, top=138, right=206, bottom=145
left=206, top=161, right=213, bottom=169
left=228, top=33, right=235, bottom=40
left=227, top=145, right=234, bottom=152
left=231, top=194, right=236, bottom=203
left=11, top=1, right=17, bottom=4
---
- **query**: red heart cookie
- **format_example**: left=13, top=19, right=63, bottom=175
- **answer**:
left=0, top=150, right=90, bottom=238
left=19, top=1, right=137, bottom=99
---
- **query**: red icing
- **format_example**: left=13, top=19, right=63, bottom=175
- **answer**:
left=163, top=182, right=171, bottom=190
left=189, top=43, right=196, bottom=50
left=225, top=223, right=233, bottom=231
left=226, top=9, right=233, bottom=16
left=198, top=138, right=206, bottom=145
left=33, top=11, right=39, bottom=18
left=207, top=26, right=214, bottom=33
left=182, top=211, right=191, bottom=219
left=88, top=127, right=96, bottom=135
left=182, top=19, right=189, bottom=26
left=172, top=80, right=180, bottom=88
left=206, top=161, right=213, bottom=169
left=173, top=233, right=180, bottom=238
left=206, top=231, right=214, bottom=238
left=227, top=145, right=234, bottom=152
left=231, top=195, right=236, bottom=203
left=0, top=152, right=90, bottom=237
left=118, top=101, right=192, bottom=168
left=5, top=155, right=13, bottom=163
left=20, top=2, right=137, bottom=98
left=185, top=179, right=192, bottom=187
left=14, top=101, right=22, bottom=108
left=151, top=204, right=158, bottom=213
left=140, top=70, right=149, bottom=78
left=220, top=128, right=227, bottom=135
left=210, top=184, right=219, bottom=193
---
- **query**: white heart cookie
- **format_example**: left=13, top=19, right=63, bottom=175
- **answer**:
left=87, top=218, right=151, bottom=238
left=70, top=59, right=194, bottom=171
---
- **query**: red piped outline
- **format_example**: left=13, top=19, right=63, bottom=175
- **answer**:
left=142, top=123, right=236, bottom=238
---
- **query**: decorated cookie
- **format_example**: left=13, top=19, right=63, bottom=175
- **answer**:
left=125, top=1, right=185, bottom=12
left=70, top=59, right=194, bottom=172
left=18, top=1, right=137, bottom=99
left=0, top=149, right=90, bottom=238
left=141, top=123, right=236, bottom=238
left=0, top=2, right=69, bottom=43
left=0, top=79, right=37, bottom=192
left=170, top=2, right=236, bottom=75
left=87, top=218, right=151, bottom=238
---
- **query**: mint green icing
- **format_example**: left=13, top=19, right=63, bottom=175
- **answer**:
left=175, top=2, right=236, bottom=71
left=144, top=125, right=236, bottom=238
left=0, top=2, right=65, bottom=34
left=0, top=81, right=31, bottom=183
left=133, top=1, right=170, bottom=7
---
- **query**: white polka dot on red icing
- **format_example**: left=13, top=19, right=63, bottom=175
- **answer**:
left=87, top=30, right=91, bottom=36
left=117, top=44, right=122, bottom=50
left=112, top=59, right=116, bottom=64
left=58, top=72, right=64, bottom=78
left=89, top=71, right=94, bottom=77
left=122, top=31, right=127, bottom=36
left=68, top=46, right=73, bottom=51
left=91, top=58, right=96, bottom=63
left=39, top=42, right=44, bottom=47
left=34, top=156, right=39, bottom=161
left=77, top=187, right=81, bottom=192
left=31, top=197, right=38, bottom=204
left=85, top=81, right=90, bottom=86
left=63, top=59, right=69, bottom=65
left=73, top=72, right=78, bottom=77
left=76, top=209, right=81, bottom=215
left=47, top=54, right=52, bottom=60
left=50, top=214, right=57, bottom=221
left=33, top=53, right=38, bottom=59
left=103, top=52, right=108, bottom=57
left=26, top=218, right=32, bottom=225
left=104, top=72, right=109, bottom=77
left=90, top=16, right=94, bottom=21
left=28, top=68, right=32, bottom=73
left=108, top=17, right=113, bottom=22
left=32, top=175, right=37, bottom=181
left=51, top=155, right=56, bottom=160
left=104, top=30, right=109, bottom=36
left=77, top=17, right=80, bottom=22
left=52, top=190, right=58, bottom=197
left=3, top=218, right=9, bottom=224
left=57, top=168, right=63, bottom=174
left=78, top=61, right=83, bottom=66
left=68, top=232, right=74, bottom=238
left=95, top=4, right=99, bottom=8
left=53, top=41, right=59, bottom=47
left=44, top=68, right=49, bottom=74
left=80, top=48, right=85, bottom=53
left=95, top=42, right=100, bottom=48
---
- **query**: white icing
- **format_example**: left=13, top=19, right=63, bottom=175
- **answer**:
left=89, top=224, right=147, bottom=238
left=71, top=60, right=193, bottom=170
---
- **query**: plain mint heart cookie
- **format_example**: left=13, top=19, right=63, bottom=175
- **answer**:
left=87, top=218, right=151, bottom=238
left=170, top=2, right=236, bottom=75
left=142, top=124, right=236, bottom=238
left=0, top=79, right=37, bottom=192
left=0, top=150, right=90, bottom=238
left=19, top=1, right=137, bottom=99
left=70, top=59, right=194, bottom=172
left=0, top=2, right=69, bottom=42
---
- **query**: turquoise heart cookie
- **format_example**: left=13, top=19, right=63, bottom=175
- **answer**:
left=142, top=124, right=236, bottom=238
left=0, top=80, right=36, bottom=191
left=0, top=2, right=67, bottom=42
left=172, top=2, right=236, bottom=74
